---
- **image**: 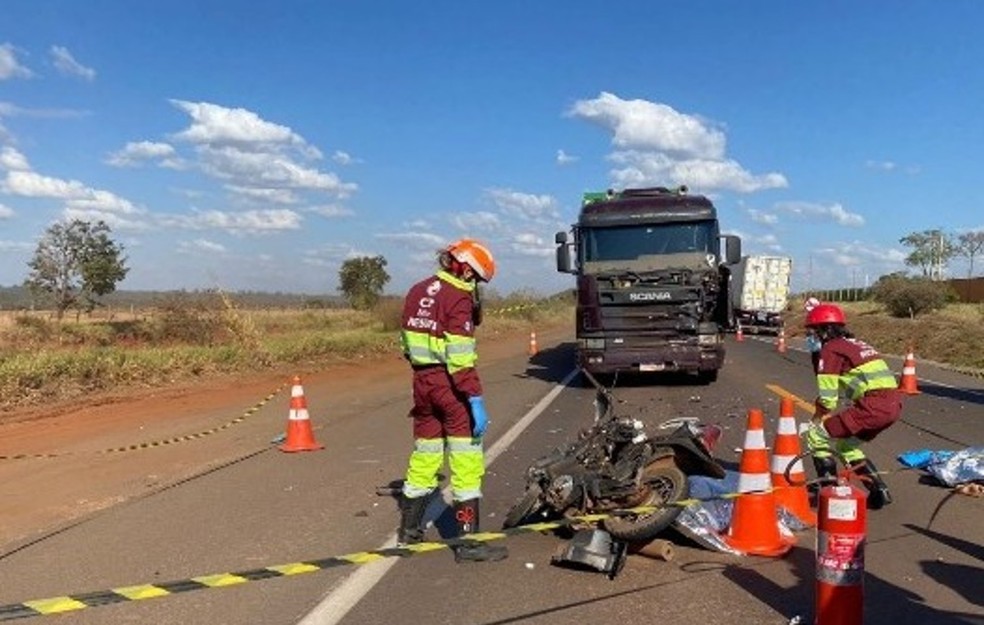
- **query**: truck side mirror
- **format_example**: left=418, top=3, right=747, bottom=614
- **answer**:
left=722, top=235, right=741, bottom=265
left=555, top=231, right=573, bottom=273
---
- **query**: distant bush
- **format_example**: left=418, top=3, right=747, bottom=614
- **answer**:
left=870, top=274, right=956, bottom=318
left=373, top=296, right=404, bottom=332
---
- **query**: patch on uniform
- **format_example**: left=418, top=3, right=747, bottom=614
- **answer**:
left=426, top=280, right=442, bottom=296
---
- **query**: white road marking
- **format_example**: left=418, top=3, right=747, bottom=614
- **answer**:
left=297, top=368, right=579, bottom=625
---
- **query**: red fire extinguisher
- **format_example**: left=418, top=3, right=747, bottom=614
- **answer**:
left=816, top=481, right=867, bottom=625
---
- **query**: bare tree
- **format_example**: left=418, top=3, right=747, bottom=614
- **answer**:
left=899, top=229, right=956, bottom=279
left=956, top=230, right=984, bottom=277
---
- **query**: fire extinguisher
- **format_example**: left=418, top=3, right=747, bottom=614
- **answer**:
left=816, top=481, right=867, bottom=625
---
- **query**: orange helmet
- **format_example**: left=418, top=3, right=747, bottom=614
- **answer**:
left=447, top=238, right=496, bottom=282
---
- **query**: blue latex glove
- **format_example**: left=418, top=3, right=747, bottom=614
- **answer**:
left=468, top=396, right=489, bottom=438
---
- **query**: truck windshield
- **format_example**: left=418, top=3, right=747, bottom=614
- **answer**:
left=581, top=221, right=717, bottom=263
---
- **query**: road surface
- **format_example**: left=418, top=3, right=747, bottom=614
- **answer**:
left=0, top=327, right=981, bottom=624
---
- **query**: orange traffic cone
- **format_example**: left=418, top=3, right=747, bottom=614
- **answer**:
left=770, top=397, right=816, bottom=527
left=776, top=328, right=787, bottom=353
left=900, top=348, right=921, bottom=395
left=528, top=330, right=538, bottom=357
left=736, top=323, right=744, bottom=342
left=279, top=375, right=324, bottom=453
left=723, top=408, right=796, bottom=557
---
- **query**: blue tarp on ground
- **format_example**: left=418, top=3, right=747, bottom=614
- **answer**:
left=898, top=447, right=984, bottom=487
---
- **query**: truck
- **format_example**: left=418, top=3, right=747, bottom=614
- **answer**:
left=555, top=185, right=741, bottom=383
left=730, top=255, right=792, bottom=335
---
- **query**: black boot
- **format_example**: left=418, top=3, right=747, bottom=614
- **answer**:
left=812, top=457, right=839, bottom=487
left=453, top=499, right=508, bottom=563
left=850, top=459, right=893, bottom=510
left=397, top=494, right=429, bottom=546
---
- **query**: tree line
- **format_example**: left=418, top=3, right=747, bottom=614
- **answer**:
left=900, top=228, right=984, bottom=279
left=13, top=219, right=392, bottom=318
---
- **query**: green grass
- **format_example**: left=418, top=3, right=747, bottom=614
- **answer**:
left=0, top=297, right=571, bottom=412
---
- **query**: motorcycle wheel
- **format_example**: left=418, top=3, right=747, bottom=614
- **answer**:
left=602, top=464, right=689, bottom=543
left=502, top=486, right=546, bottom=529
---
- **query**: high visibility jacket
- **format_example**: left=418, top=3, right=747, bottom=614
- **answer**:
left=400, top=271, right=482, bottom=397
left=816, top=336, right=898, bottom=412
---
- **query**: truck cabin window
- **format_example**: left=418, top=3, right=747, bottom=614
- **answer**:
left=582, top=222, right=717, bottom=265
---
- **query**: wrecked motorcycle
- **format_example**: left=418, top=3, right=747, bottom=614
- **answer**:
left=502, top=370, right=724, bottom=543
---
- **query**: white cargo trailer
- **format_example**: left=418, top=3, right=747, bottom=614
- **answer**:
left=730, top=255, right=792, bottom=334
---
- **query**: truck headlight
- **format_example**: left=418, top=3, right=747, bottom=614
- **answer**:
left=580, top=338, right=605, bottom=350
left=698, top=334, right=719, bottom=346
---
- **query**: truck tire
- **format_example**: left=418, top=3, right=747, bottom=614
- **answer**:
left=697, top=369, right=719, bottom=384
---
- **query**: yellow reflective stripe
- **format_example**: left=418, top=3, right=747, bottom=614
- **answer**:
left=114, top=585, right=171, bottom=600
left=23, top=597, right=87, bottom=614
left=267, top=563, right=320, bottom=576
left=341, top=552, right=385, bottom=564
left=447, top=437, right=482, bottom=453
left=193, top=574, right=248, bottom=587
left=817, top=373, right=839, bottom=408
left=437, top=270, right=474, bottom=292
left=415, top=439, right=445, bottom=453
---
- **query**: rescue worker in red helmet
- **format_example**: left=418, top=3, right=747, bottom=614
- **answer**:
left=397, top=238, right=507, bottom=562
left=804, top=303, right=902, bottom=508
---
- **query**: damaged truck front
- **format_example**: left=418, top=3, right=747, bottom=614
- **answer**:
left=556, top=186, right=741, bottom=383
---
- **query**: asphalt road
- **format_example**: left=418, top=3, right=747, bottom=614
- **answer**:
left=0, top=331, right=981, bottom=625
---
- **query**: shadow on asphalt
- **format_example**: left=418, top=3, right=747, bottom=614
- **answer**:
left=720, top=539, right=984, bottom=624
left=916, top=383, right=984, bottom=406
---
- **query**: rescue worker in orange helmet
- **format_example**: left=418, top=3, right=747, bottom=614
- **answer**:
left=397, top=238, right=507, bottom=562
left=804, top=303, right=902, bottom=509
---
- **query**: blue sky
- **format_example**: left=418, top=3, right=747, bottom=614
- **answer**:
left=2, top=1, right=983, bottom=297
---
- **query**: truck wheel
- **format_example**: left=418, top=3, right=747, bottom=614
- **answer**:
left=696, top=369, right=719, bottom=384
left=602, top=465, right=688, bottom=543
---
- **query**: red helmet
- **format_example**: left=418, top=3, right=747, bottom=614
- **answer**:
left=805, top=303, right=845, bottom=327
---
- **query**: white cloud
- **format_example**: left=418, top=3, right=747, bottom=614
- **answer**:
left=106, top=141, right=177, bottom=167
left=0, top=43, right=33, bottom=80
left=485, top=188, right=559, bottom=221
left=0, top=146, right=30, bottom=171
left=569, top=92, right=726, bottom=159
left=777, top=201, right=865, bottom=227
left=332, top=150, right=361, bottom=165
left=62, top=208, right=149, bottom=231
left=2, top=170, right=142, bottom=214
left=162, top=208, right=302, bottom=234
left=556, top=149, right=578, bottom=165
left=607, top=151, right=787, bottom=193
left=179, top=238, right=227, bottom=254
left=865, top=160, right=897, bottom=172
left=50, top=46, right=96, bottom=81
left=568, top=92, right=787, bottom=194
left=404, top=219, right=430, bottom=229
left=197, top=145, right=357, bottom=197
left=0, top=102, right=88, bottom=119
left=0, top=202, right=13, bottom=218
left=452, top=210, right=501, bottom=232
left=376, top=231, right=447, bottom=250
left=748, top=208, right=778, bottom=225
left=0, top=239, right=32, bottom=251
left=224, top=184, right=298, bottom=205
left=308, top=204, right=354, bottom=218
left=510, top=232, right=553, bottom=257
left=171, top=100, right=319, bottom=157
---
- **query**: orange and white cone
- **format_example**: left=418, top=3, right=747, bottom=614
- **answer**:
left=736, top=323, right=745, bottom=342
left=528, top=330, right=539, bottom=357
left=900, top=348, right=921, bottom=395
left=770, top=396, right=816, bottom=527
left=776, top=328, right=787, bottom=353
left=279, top=375, right=324, bottom=453
left=722, top=408, right=796, bottom=557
